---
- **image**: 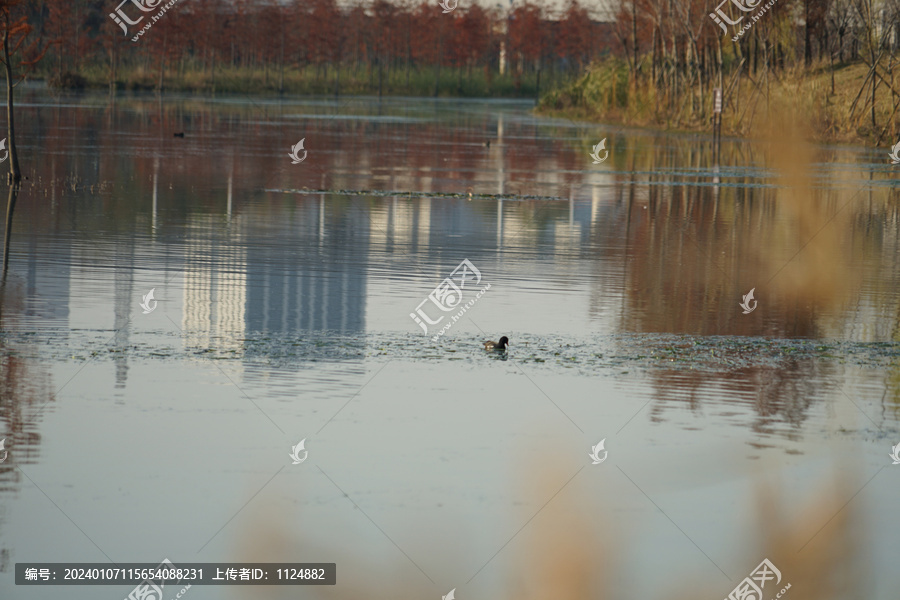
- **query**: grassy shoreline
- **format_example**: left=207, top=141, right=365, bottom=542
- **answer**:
left=43, top=64, right=575, bottom=99
left=536, top=59, right=897, bottom=146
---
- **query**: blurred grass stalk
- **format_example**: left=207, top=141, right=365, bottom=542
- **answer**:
left=235, top=454, right=867, bottom=600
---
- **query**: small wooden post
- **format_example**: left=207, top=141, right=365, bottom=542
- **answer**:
left=713, top=87, right=723, bottom=164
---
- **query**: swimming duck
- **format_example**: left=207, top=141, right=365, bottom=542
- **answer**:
left=483, top=336, right=509, bottom=351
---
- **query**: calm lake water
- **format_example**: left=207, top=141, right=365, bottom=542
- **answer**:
left=1, top=86, right=899, bottom=600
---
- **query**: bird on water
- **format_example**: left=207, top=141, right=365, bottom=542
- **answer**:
left=483, top=336, right=509, bottom=351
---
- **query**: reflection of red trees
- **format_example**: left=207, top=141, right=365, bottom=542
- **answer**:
left=0, top=272, right=55, bottom=569
left=646, top=361, right=823, bottom=436
left=0, top=280, right=56, bottom=476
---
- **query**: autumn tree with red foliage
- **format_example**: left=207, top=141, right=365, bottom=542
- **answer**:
left=1, top=0, right=51, bottom=184
left=450, top=5, right=490, bottom=92
left=508, top=2, right=546, bottom=91
left=557, top=0, right=593, bottom=72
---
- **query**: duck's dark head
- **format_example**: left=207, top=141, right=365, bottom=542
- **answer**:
left=498, top=336, right=509, bottom=347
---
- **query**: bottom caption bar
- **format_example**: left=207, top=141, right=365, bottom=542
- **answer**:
left=16, top=561, right=335, bottom=585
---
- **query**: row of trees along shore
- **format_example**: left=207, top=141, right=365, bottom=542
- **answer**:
left=32, top=0, right=613, bottom=96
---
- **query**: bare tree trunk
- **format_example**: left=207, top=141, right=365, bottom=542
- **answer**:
left=3, top=18, right=21, bottom=185
left=433, top=39, right=443, bottom=97
left=871, top=56, right=878, bottom=128
left=279, top=25, right=285, bottom=94
left=378, top=57, right=383, bottom=98
left=74, top=2, right=81, bottom=72
left=804, top=0, right=811, bottom=66
left=2, top=184, right=17, bottom=281
left=406, top=21, right=412, bottom=89
left=333, top=59, right=340, bottom=96
left=869, top=22, right=878, bottom=129
left=671, top=21, right=677, bottom=111
left=56, top=22, right=62, bottom=80
left=157, top=31, right=167, bottom=92
left=109, top=29, right=118, bottom=94
left=631, top=0, right=639, bottom=75
left=830, top=31, right=836, bottom=94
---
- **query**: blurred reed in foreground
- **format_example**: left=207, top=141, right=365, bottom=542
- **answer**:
left=232, top=458, right=867, bottom=600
